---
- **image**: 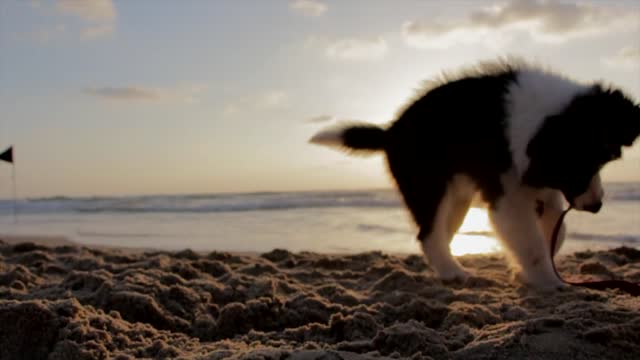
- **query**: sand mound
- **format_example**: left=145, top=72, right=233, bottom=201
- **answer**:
left=1, top=239, right=639, bottom=359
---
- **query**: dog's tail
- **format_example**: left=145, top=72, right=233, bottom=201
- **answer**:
left=309, top=123, right=387, bottom=154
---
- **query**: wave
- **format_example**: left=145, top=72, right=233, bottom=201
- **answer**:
left=460, top=230, right=639, bottom=244
left=609, top=194, right=640, bottom=202
left=566, top=232, right=640, bottom=243
left=0, top=191, right=403, bottom=215
left=604, top=183, right=640, bottom=201
left=2, top=182, right=638, bottom=215
left=76, top=231, right=172, bottom=238
left=356, top=223, right=412, bottom=235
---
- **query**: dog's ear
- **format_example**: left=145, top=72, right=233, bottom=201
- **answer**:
left=523, top=115, right=569, bottom=188
left=599, top=88, right=640, bottom=147
left=607, top=102, right=640, bottom=148
left=526, top=115, right=566, bottom=160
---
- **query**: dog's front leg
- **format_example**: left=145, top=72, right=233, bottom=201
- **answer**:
left=489, top=188, right=565, bottom=290
left=536, top=190, right=566, bottom=257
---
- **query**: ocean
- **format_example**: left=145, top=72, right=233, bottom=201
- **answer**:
left=1, top=182, right=638, bottom=255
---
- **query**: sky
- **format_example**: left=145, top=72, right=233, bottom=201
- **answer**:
left=0, top=0, right=639, bottom=198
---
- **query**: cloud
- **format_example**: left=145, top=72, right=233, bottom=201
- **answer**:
left=30, top=0, right=117, bottom=41
left=56, top=0, right=116, bottom=22
left=289, top=0, right=327, bottom=17
left=19, top=24, right=66, bottom=43
left=81, top=23, right=115, bottom=39
left=403, top=0, right=638, bottom=49
left=258, top=90, right=289, bottom=108
left=323, top=36, right=388, bottom=61
left=223, top=90, right=290, bottom=116
left=85, top=87, right=159, bottom=100
left=84, top=84, right=206, bottom=103
left=604, top=46, right=640, bottom=69
left=307, top=115, right=334, bottom=123
left=222, top=104, right=241, bottom=116
left=306, top=115, right=372, bottom=126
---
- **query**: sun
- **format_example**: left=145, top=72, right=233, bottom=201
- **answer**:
left=450, top=207, right=501, bottom=256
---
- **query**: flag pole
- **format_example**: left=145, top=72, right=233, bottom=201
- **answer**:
left=0, top=145, right=16, bottom=222
left=11, top=162, right=17, bottom=223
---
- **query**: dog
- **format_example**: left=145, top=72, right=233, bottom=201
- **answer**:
left=310, top=59, right=640, bottom=290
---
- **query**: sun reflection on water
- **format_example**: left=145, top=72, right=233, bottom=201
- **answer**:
left=450, top=207, right=501, bottom=256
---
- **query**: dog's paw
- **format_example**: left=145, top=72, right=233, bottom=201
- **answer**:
left=514, top=270, right=567, bottom=291
left=437, top=267, right=471, bottom=283
left=530, top=280, right=568, bottom=292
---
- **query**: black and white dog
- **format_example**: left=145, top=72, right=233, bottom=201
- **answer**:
left=311, top=60, right=640, bottom=290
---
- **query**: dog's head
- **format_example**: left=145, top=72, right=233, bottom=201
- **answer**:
left=524, top=85, right=640, bottom=212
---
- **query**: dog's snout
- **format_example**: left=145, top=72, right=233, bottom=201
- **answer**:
left=583, top=201, right=602, bottom=213
left=571, top=173, right=604, bottom=213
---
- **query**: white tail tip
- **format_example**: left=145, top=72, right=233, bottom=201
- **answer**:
left=309, top=128, right=345, bottom=147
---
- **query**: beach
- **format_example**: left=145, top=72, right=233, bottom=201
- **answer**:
left=1, top=235, right=639, bottom=359
left=3, top=0, right=640, bottom=358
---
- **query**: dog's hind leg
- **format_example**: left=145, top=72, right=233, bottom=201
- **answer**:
left=417, top=177, right=473, bottom=281
left=446, top=175, right=475, bottom=236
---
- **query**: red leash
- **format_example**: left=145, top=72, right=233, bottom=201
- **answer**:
left=550, top=207, right=640, bottom=296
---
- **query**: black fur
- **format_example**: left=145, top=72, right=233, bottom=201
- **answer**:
left=318, top=62, right=640, bottom=242
left=337, top=70, right=517, bottom=237
left=523, top=85, right=640, bottom=202
left=342, top=125, right=386, bottom=151
left=386, top=72, right=517, bottom=237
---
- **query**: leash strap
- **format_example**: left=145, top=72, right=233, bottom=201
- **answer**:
left=549, top=207, right=640, bottom=296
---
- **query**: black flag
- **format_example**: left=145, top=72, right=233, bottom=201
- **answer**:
left=0, top=146, right=13, bottom=164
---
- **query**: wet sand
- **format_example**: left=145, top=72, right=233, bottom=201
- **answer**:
left=0, top=236, right=639, bottom=359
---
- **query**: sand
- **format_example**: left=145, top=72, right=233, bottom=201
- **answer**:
left=0, top=237, right=639, bottom=360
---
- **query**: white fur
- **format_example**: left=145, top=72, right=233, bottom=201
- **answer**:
left=491, top=69, right=597, bottom=287
left=424, top=174, right=572, bottom=288
left=421, top=174, right=475, bottom=280
left=312, top=66, right=606, bottom=290
left=489, top=171, right=566, bottom=290
left=506, top=69, right=590, bottom=178
left=309, top=128, right=345, bottom=147
left=424, top=174, right=570, bottom=287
